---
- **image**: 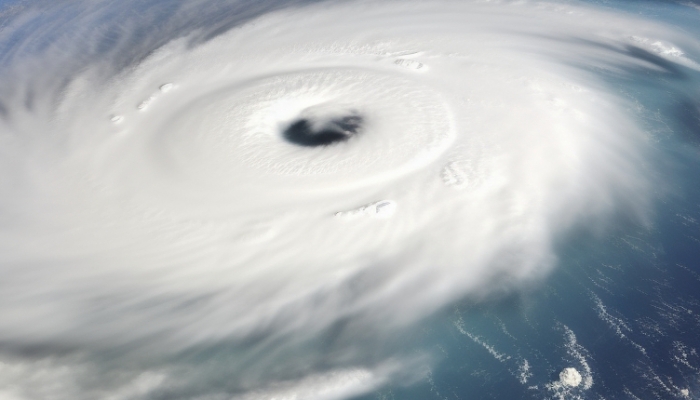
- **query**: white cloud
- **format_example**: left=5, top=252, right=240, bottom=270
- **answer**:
left=0, top=0, right=689, bottom=397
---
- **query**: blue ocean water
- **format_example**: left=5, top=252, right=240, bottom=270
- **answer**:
left=357, top=161, right=700, bottom=399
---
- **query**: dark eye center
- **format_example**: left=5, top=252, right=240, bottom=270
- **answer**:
left=282, top=115, right=363, bottom=147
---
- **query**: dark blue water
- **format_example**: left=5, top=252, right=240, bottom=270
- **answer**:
left=354, top=157, right=700, bottom=399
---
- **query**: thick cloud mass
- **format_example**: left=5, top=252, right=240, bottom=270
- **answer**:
left=0, top=0, right=695, bottom=398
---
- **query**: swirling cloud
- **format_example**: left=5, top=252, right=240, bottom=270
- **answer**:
left=0, top=0, right=693, bottom=398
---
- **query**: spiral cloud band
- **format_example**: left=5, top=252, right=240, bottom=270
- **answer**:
left=0, top=0, right=694, bottom=398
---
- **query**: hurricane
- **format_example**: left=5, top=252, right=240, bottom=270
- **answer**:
left=1, top=0, right=699, bottom=399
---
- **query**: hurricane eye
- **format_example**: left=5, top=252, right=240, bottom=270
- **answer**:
left=282, top=113, right=364, bottom=147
